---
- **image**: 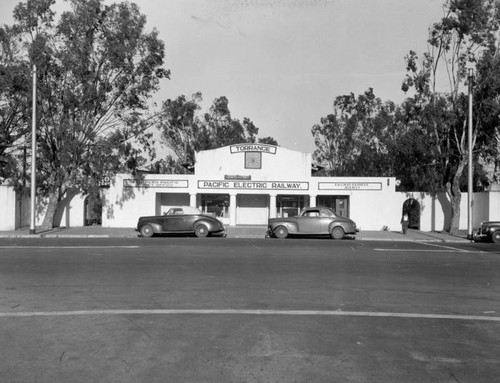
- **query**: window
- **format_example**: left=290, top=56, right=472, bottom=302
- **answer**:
left=201, top=194, right=230, bottom=217
left=166, top=208, right=183, bottom=216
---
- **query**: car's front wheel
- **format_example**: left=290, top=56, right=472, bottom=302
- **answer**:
left=140, top=224, right=154, bottom=238
left=491, top=230, right=500, bottom=243
left=330, top=226, right=345, bottom=239
left=274, top=226, right=288, bottom=239
left=195, top=224, right=209, bottom=237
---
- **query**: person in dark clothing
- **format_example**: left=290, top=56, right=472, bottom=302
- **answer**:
left=401, top=213, right=409, bottom=234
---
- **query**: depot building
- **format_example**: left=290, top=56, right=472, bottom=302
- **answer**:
left=102, top=143, right=407, bottom=231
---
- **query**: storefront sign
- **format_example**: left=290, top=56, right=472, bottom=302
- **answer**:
left=230, top=144, right=277, bottom=154
left=318, top=182, right=382, bottom=191
left=124, top=179, right=189, bottom=188
left=199, top=180, right=309, bottom=190
left=225, top=175, right=251, bottom=180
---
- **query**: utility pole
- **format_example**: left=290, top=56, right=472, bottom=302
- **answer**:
left=30, top=64, right=37, bottom=235
left=467, top=68, right=474, bottom=240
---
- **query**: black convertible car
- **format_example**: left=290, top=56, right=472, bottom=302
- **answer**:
left=137, top=206, right=226, bottom=238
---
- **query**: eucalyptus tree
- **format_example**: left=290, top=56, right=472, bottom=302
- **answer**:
left=401, top=0, right=500, bottom=233
left=5, top=0, right=169, bottom=228
left=155, top=93, right=277, bottom=172
left=311, top=88, right=397, bottom=177
left=0, top=24, right=31, bottom=183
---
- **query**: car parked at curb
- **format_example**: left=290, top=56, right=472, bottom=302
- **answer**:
left=137, top=206, right=226, bottom=238
left=266, top=206, right=359, bottom=239
left=474, top=221, right=500, bottom=243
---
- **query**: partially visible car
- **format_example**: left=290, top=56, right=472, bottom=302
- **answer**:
left=266, top=206, right=359, bottom=239
left=137, top=206, right=226, bottom=238
left=474, top=221, right=500, bottom=243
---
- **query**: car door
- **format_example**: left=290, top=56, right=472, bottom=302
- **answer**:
left=297, top=209, right=322, bottom=233
left=162, top=208, right=186, bottom=232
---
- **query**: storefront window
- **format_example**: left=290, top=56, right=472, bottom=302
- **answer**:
left=201, top=194, right=229, bottom=218
left=276, top=195, right=305, bottom=218
left=317, top=195, right=349, bottom=217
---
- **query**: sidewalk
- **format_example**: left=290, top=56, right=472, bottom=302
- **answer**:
left=0, top=225, right=471, bottom=242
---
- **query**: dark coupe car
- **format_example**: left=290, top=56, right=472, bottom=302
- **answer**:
left=266, top=206, right=359, bottom=239
left=137, top=206, right=226, bottom=238
left=474, top=221, right=500, bottom=243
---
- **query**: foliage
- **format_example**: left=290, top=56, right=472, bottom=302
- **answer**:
left=311, top=88, right=397, bottom=177
left=154, top=93, right=278, bottom=172
left=400, top=0, right=500, bottom=233
left=0, top=24, right=32, bottom=184
left=472, top=49, right=500, bottom=186
left=2, top=0, right=169, bottom=227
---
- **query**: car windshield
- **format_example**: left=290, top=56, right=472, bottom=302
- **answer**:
left=165, top=207, right=202, bottom=215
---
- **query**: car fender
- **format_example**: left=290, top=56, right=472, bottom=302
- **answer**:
left=328, top=220, right=354, bottom=234
left=139, top=221, right=162, bottom=234
left=194, top=218, right=218, bottom=231
left=328, top=221, right=345, bottom=233
left=271, top=221, right=299, bottom=234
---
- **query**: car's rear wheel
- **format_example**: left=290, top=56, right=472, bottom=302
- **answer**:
left=140, top=224, right=154, bottom=238
left=274, top=226, right=288, bottom=239
left=195, top=224, right=209, bottom=238
left=331, top=226, right=345, bottom=239
left=491, top=230, right=500, bottom=243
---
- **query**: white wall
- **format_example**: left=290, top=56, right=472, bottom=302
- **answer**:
left=195, top=144, right=312, bottom=179
left=0, top=185, right=17, bottom=230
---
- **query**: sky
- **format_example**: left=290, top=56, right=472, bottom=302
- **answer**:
left=0, top=0, right=445, bottom=153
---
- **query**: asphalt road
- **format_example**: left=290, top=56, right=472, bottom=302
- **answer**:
left=1, top=237, right=499, bottom=382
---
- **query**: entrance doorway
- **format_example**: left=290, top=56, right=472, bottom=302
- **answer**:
left=402, top=198, right=421, bottom=229
left=84, top=191, right=102, bottom=226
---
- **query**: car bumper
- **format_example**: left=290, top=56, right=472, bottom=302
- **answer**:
left=212, top=228, right=227, bottom=237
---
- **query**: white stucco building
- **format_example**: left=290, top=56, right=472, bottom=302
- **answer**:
left=103, top=143, right=420, bottom=231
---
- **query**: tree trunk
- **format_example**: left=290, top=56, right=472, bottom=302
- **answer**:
left=447, top=185, right=461, bottom=234
left=447, top=156, right=467, bottom=234
left=40, top=191, right=59, bottom=230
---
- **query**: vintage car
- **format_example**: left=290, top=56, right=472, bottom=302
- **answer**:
left=137, top=206, right=226, bottom=238
left=474, top=221, right=500, bottom=243
left=266, top=206, right=359, bottom=239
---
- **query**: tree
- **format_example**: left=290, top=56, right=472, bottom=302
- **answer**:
left=311, top=88, right=396, bottom=176
left=0, top=24, right=32, bottom=184
left=5, top=0, right=169, bottom=228
left=471, top=49, right=500, bottom=187
left=155, top=93, right=278, bottom=172
left=401, top=0, right=500, bottom=233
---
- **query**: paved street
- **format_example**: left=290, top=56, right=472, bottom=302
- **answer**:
left=1, top=237, right=499, bottom=382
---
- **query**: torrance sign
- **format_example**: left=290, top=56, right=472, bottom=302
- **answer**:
left=230, top=144, right=277, bottom=154
left=199, top=180, right=309, bottom=190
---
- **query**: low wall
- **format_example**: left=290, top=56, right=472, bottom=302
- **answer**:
left=0, top=185, right=17, bottom=231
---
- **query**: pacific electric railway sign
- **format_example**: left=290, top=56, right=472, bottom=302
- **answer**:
left=199, top=180, right=309, bottom=190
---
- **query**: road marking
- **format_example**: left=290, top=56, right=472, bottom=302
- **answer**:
left=375, top=249, right=450, bottom=252
left=1, top=309, right=500, bottom=322
left=374, top=248, right=487, bottom=253
left=0, top=246, right=139, bottom=249
left=422, top=242, right=471, bottom=252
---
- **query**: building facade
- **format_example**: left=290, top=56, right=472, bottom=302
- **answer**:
left=102, top=144, right=404, bottom=230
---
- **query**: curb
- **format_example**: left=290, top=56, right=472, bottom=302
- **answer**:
left=0, top=234, right=471, bottom=242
